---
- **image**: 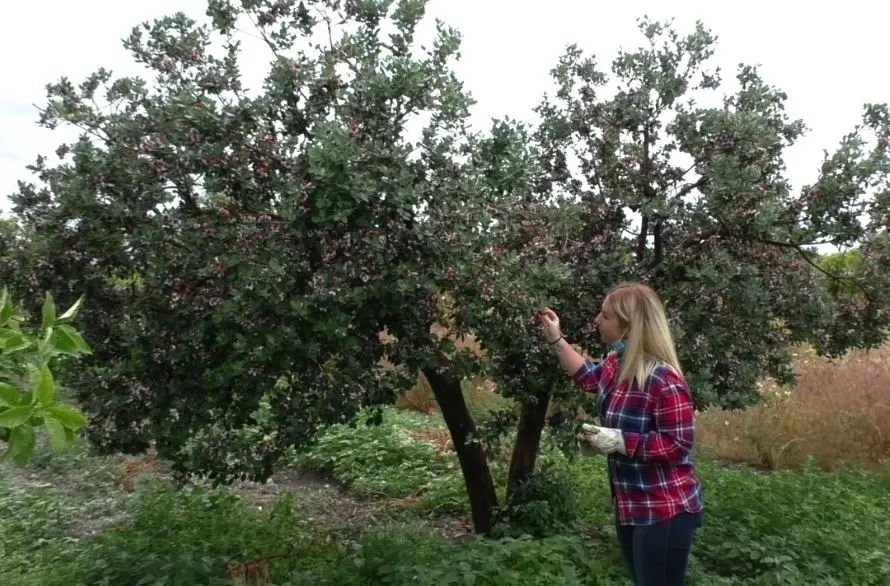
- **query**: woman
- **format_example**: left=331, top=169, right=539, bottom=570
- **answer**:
left=539, top=282, right=703, bottom=586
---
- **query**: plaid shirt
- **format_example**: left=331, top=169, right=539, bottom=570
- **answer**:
left=574, top=348, right=703, bottom=526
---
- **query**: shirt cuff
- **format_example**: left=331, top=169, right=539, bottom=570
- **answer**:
left=622, top=431, right=641, bottom=458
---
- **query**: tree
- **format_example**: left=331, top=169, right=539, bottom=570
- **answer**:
left=529, top=18, right=890, bottom=409
left=5, top=0, right=554, bottom=535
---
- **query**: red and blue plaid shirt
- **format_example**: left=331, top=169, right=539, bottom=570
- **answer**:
left=574, top=349, right=703, bottom=526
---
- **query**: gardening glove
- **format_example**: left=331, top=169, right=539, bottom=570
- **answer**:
left=579, top=423, right=627, bottom=456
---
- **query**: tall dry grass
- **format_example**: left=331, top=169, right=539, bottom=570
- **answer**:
left=697, top=344, right=890, bottom=470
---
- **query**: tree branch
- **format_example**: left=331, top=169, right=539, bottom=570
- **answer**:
left=674, top=176, right=707, bottom=200
left=749, top=234, right=873, bottom=302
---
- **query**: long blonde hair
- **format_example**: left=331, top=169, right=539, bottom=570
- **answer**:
left=606, top=282, right=682, bottom=390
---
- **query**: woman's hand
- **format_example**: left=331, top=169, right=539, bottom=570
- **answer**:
left=579, top=423, right=627, bottom=456
left=539, top=307, right=586, bottom=376
left=538, top=308, right=562, bottom=344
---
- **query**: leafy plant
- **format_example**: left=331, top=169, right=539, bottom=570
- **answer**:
left=2, top=401, right=890, bottom=585
left=0, top=287, right=89, bottom=464
left=293, top=407, right=462, bottom=499
left=491, top=460, right=581, bottom=538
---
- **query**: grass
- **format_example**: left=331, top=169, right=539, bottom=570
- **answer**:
left=2, top=345, right=890, bottom=585
left=697, top=344, right=890, bottom=470
left=3, top=405, right=890, bottom=585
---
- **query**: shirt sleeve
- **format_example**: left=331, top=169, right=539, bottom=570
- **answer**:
left=572, top=360, right=603, bottom=394
left=621, top=367, right=695, bottom=462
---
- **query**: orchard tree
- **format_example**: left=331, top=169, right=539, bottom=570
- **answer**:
left=455, top=17, right=890, bottom=507
left=5, top=0, right=574, bottom=535
left=445, top=126, right=630, bottom=500
left=530, top=18, right=890, bottom=409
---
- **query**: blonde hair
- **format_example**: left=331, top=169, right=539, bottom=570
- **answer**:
left=606, top=282, right=682, bottom=390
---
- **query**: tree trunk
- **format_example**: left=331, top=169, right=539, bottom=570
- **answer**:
left=652, top=218, right=664, bottom=268
left=422, top=366, right=498, bottom=536
left=506, top=393, right=552, bottom=500
left=636, top=214, right=649, bottom=262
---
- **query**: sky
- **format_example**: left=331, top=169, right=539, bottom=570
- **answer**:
left=1, top=0, right=887, bottom=218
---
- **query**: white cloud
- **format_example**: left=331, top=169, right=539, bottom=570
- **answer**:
left=1, top=0, right=887, bottom=217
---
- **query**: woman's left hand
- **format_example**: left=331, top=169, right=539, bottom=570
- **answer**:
left=579, top=423, right=627, bottom=456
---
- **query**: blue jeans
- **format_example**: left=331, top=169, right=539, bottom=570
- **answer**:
left=615, top=511, right=703, bottom=586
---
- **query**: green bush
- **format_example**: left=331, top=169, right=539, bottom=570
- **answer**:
left=693, top=461, right=890, bottom=584
left=299, top=410, right=890, bottom=584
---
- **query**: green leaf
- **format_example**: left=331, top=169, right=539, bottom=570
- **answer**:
left=4, top=425, right=36, bottom=465
left=34, top=364, right=56, bottom=406
left=0, top=329, right=29, bottom=354
left=0, top=287, right=7, bottom=323
left=0, top=287, right=19, bottom=326
left=55, top=324, right=92, bottom=355
left=0, top=405, right=33, bottom=428
left=57, top=294, right=86, bottom=322
left=46, top=404, right=87, bottom=430
left=0, top=382, right=21, bottom=406
left=40, top=326, right=54, bottom=356
left=42, top=291, right=57, bottom=329
left=44, top=416, right=69, bottom=452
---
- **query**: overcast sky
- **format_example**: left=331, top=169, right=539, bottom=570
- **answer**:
left=1, top=0, right=886, bottom=217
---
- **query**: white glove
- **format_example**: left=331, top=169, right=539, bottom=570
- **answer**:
left=579, top=423, right=627, bottom=456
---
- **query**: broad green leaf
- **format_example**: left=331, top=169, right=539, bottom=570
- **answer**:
left=0, top=287, right=7, bottom=322
left=0, top=329, right=29, bottom=354
left=58, top=294, right=86, bottom=322
left=55, top=324, right=92, bottom=355
left=44, top=416, right=69, bottom=452
left=5, top=425, right=36, bottom=465
left=0, top=287, right=18, bottom=326
left=26, top=363, right=41, bottom=404
left=0, top=382, right=21, bottom=406
left=46, top=404, right=87, bottom=430
left=0, top=405, right=32, bottom=428
left=42, top=291, right=57, bottom=329
left=40, top=326, right=54, bottom=356
left=35, top=364, right=56, bottom=406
